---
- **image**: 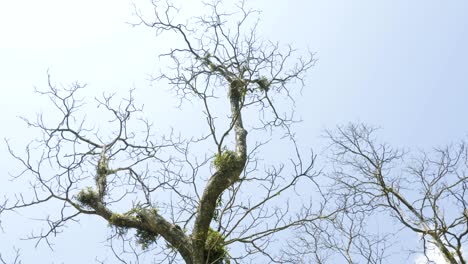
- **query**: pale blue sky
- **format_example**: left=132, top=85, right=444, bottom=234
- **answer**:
left=1, top=0, right=467, bottom=263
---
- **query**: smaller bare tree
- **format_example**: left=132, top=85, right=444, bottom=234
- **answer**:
left=324, top=124, right=468, bottom=264
left=0, top=248, right=21, bottom=264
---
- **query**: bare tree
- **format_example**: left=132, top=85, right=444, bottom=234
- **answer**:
left=1, top=1, right=325, bottom=263
left=283, top=208, right=394, bottom=264
left=323, top=124, right=468, bottom=264
left=0, top=248, right=21, bottom=264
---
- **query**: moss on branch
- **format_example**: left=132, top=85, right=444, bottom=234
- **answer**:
left=76, top=187, right=99, bottom=208
left=213, top=150, right=243, bottom=173
left=229, top=79, right=245, bottom=101
left=108, top=206, right=160, bottom=250
left=205, top=228, right=229, bottom=264
left=256, top=76, right=270, bottom=92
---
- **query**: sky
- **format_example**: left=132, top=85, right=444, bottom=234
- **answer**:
left=1, top=0, right=468, bottom=263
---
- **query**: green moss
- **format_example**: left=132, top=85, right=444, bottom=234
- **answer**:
left=97, top=156, right=108, bottom=176
left=108, top=206, right=160, bottom=250
left=230, top=79, right=244, bottom=90
left=134, top=207, right=159, bottom=249
left=136, top=228, right=159, bottom=250
left=229, top=79, right=245, bottom=100
left=76, top=187, right=98, bottom=208
left=205, top=228, right=229, bottom=264
left=109, top=213, right=158, bottom=250
left=213, top=197, right=223, bottom=222
left=256, top=76, right=270, bottom=92
left=108, top=213, right=138, bottom=226
left=213, top=150, right=241, bottom=172
left=201, top=53, right=218, bottom=72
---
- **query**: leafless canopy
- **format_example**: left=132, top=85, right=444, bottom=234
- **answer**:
left=278, top=124, right=468, bottom=264
left=322, top=124, right=468, bottom=264
left=1, top=1, right=323, bottom=263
